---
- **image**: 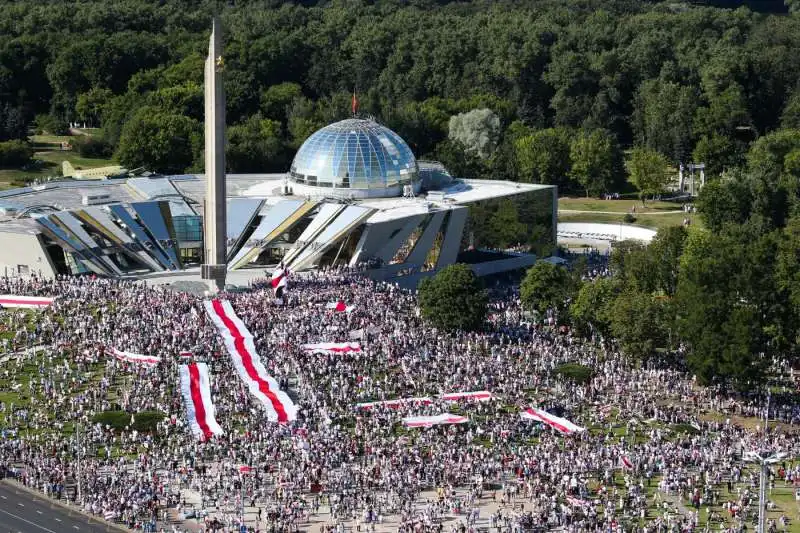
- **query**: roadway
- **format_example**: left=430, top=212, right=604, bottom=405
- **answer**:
left=0, top=481, right=126, bottom=532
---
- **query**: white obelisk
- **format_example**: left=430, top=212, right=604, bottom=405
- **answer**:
left=201, top=17, right=227, bottom=292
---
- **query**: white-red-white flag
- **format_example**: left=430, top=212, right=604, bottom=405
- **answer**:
left=356, top=397, right=433, bottom=409
left=204, top=299, right=297, bottom=423
left=179, top=362, right=224, bottom=441
left=326, top=300, right=355, bottom=313
left=566, top=496, right=591, bottom=508
left=108, top=347, right=161, bottom=366
left=440, top=391, right=493, bottom=402
left=521, top=407, right=585, bottom=435
left=403, top=413, right=469, bottom=428
left=302, top=342, right=362, bottom=354
left=0, top=294, right=54, bottom=309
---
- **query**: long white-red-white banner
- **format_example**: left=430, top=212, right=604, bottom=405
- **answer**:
left=356, top=390, right=493, bottom=409
left=0, top=294, right=54, bottom=309
left=204, top=299, right=297, bottom=423
left=521, top=407, right=585, bottom=435
left=302, top=342, right=362, bottom=354
left=357, top=397, right=433, bottom=409
left=403, top=413, right=469, bottom=428
left=179, top=362, right=224, bottom=441
left=108, top=347, right=161, bottom=366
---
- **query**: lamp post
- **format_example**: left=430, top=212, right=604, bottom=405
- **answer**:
left=742, top=392, right=786, bottom=533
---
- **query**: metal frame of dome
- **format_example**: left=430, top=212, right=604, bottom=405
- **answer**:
left=287, top=118, right=421, bottom=199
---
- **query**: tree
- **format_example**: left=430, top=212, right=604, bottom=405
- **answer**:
left=695, top=174, right=753, bottom=233
left=609, top=290, right=670, bottom=360
left=33, top=113, right=67, bottom=136
left=0, top=104, right=28, bottom=141
left=260, top=82, right=303, bottom=124
left=520, top=261, right=575, bottom=322
left=513, top=127, right=572, bottom=187
left=647, top=226, right=689, bottom=297
left=227, top=115, right=287, bottom=173
left=610, top=239, right=658, bottom=294
left=632, top=78, right=696, bottom=163
left=418, top=264, right=487, bottom=332
left=570, top=277, right=618, bottom=338
left=75, top=87, right=113, bottom=127
left=692, top=133, right=738, bottom=179
left=448, top=108, right=501, bottom=159
left=675, top=227, right=784, bottom=389
left=625, top=147, right=673, bottom=204
left=569, top=129, right=619, bottom=197
left=781, top=88, right=800, bottom=130
left=116, top=107, right=201, bottom=174
left=0, top=140, right=33, bottom=168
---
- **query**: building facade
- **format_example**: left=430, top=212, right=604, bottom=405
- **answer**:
left=0, top=119, right=556, bottom=286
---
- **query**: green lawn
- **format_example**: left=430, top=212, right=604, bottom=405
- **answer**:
left=0, top=150, right=116, bottom=188
left=558, top=211, right=699, bottom=232
left=29, top=134, right=73, bottom=144
left=559, top=197, right=682, bottom=213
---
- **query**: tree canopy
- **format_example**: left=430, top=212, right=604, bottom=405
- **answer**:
left=418, top=264, right=487, bottom=332
left=0, top=0, right=797, bottom=179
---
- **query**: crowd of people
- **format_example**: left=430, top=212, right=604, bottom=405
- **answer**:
left=0, top=268, right=798, bottom=532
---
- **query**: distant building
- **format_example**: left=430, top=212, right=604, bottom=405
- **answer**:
left=0, top=118, right=556, bottom=286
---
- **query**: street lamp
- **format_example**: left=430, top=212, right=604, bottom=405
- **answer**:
left=743, top=450, right=787, bottom=533
left=742, top=392, right=786, bottom=533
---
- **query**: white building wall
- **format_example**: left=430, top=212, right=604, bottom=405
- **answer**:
left=0, top=233, right=57, bottom=278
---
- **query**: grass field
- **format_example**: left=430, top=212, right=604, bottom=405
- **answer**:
left=29, top=134, right=73, bottom=145
left=0, top=150, right=115, bottom=188
left=559, top=197, right=682, bottom=213
left=558, top=197, right=698, bottom=231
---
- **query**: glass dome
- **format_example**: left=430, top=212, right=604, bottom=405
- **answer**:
left=288, top=119, right=419, bottom=197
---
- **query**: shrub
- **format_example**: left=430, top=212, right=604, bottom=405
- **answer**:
left=73, top=136, right=112, bottom=158
left=623, top=213, right=637, bottom=224
left=0, top=140, right=33, bottom=168
left=34, top=114, right=69, bottom=136
left=554, top=363, right=594, bottom=384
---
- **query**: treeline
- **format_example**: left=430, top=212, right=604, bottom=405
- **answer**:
left=521, top=127, right=800, bottom=388
left=0, top=0, right=799, bottom=188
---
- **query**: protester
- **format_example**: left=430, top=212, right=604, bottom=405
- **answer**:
left=0, top=269, right=796, bottom=532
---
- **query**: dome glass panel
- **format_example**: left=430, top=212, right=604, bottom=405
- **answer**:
left=289, top=119, right=418, bottom=194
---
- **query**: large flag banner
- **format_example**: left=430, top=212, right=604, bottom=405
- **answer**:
left=108, top=347, right=161, bottom=366
left=271, top=266, right=287, bottom=298
left=521, top=407, right=585, bottom=435
left=441, top=391, right=493, bottom=402
left=302, top=342, right=362, bottom=354
left=180, top=362, right=224, bottom=441
left=0, top=295, right=55, bottom=309
left=356, top=390, right=493, bottom=409
left=204, top=299, right=297, bottom=422
left=356, top=397, right=433, bottom=409
left=403, top=413, right=469, bottom=428
left=326, top=301, right=355, bottom=313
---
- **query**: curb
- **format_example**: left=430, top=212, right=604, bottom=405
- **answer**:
left=1, top=478, right=131, bottom=531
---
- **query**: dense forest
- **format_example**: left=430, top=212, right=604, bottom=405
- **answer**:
left=0, top=0, right=797, bottom=191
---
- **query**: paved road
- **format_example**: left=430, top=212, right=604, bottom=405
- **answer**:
left=0, top=481, right=124, bottom=532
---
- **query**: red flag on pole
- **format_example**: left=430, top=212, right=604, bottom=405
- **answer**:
left=352, top=90, right=358, bottom=116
